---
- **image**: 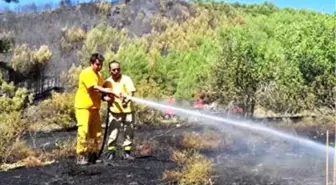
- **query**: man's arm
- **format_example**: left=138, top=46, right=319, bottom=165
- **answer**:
left=101, top=79, right=118, bottom=101
left=84, top=73, right=119, bottom=98
left=91, top=85, right=118, bottom=97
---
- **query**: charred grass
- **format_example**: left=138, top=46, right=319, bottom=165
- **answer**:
left=0, top=138, right=76, bottom=171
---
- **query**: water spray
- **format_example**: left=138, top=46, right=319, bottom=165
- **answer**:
left=129, top=96, right=335, bottom=155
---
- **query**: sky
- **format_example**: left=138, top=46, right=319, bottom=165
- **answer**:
left=0, top=0, right=334, bottom=14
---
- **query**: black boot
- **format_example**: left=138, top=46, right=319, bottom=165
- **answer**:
left=101, top=151, right=116, bottom=166
left=106, top=150, right=116, bottom=160
left=88, top=153, right=95, bottom=164
left=88, top=152, right=102, bottom=164
left=122, top=150, right=135, bottom=160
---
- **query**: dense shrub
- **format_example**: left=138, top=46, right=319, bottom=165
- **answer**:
left=60, top=26, right=86, bottom=53
left=25, top=92, right=75, bottom=129
left=10, top=44, right=52, bottom=77
left=0, top=31, right=14, bottom=53
left=163, top=149, right=213, bottom=185
left=0, top=75, right=31, bottom=162
left=0, top=112, right=28, bottom=162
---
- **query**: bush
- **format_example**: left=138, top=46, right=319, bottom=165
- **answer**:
left=182, top=131, right=221, bottom=150
left=0, top=74, right=32, bottom=162
left=25, top=92, right=75, bottom=129
left=95, top=1, right=112, bottom=15
left=163, top=149, right=213, bottom=185
left=0, top=112, right=28, bottom=162
left=0, top=74, right=32, bottom=113
left=10, top=44, right=33, bottom=76
left=0, top=31, right=14, bottom=53
left=33, top=45, right=52, bottom=64
left=60, top=26, right=86, bottom=52
left=79, top=25, right=128, bottom=66
left=134, top=79, right=166, bottom=124
left=11, top=44, right=52, bottom=77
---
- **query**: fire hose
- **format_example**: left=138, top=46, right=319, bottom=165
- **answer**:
left=97, top=101, right=110, bottom=159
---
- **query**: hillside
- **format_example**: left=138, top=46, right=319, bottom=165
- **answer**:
left=0, top=0, right=334, bottom=114
left=0, top=0, right=196, bottom=74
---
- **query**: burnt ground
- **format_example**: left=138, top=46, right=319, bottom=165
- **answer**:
left=0, top=121, right=330, bottom=185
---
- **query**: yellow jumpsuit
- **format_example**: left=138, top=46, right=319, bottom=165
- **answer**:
left=74, top=67, right=103, bottom=156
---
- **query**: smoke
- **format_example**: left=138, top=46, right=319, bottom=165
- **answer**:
left=130, top=96, right=333, bottom=184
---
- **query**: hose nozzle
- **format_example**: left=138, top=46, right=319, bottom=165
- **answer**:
left=119, top=93, right=129, bottom=107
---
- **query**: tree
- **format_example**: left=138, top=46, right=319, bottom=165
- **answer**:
left=0, top=37, right=12, bottom=53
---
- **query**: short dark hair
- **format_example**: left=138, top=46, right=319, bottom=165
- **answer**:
left=90, top=53, right=105, bottom=64
left=109, top=60, right=120, bottom=69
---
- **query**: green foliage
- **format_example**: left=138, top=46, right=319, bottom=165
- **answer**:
left=134, top=79, right=166, bottom=124
left=60, top=26, right=86, bottom=53
left=173, top=36, right=222, bottom=99
left=0, top=32, right=14, bottom=54
left=11, top=44, right=52, bottom=77
left=231, top=1, right=280, bottom=16
left=70, top=2, right=335, bottom=116
left=191, top=0, right=238, bottom=19
left=25, top=92, right=76, bottom=128
left=202, top=7, right=335, bottom=114
left=95, top=1, right=112, bottom=15
left=0, top=74, right=31, bottom=162
left=79, top=25, right=128, bottom=68
left=109, top=39, right=150, bottom=81
left=0, top=111, right=27, bottom=162
left=205, top=25, right=283, bottom=114
left=163, top=150, right=213, bottom=185
left=33, top=45, right=52, bottom=64
left=10, top=44, right=32, bottom=75
left=0, top=74, right=32, bottom=113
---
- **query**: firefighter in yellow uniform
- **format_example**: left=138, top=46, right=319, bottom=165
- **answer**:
left=74, top=53, right=117, bottom=165
left=102, top=60, right=136, bottom=160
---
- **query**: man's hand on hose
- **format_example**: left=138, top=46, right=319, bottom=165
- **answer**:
left=119, top=93, right=131, bottom=108
left=102, top=93, right=115, bottom=102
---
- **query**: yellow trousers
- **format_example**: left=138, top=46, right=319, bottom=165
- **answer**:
left=75, top=108, right=102, bottom=156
